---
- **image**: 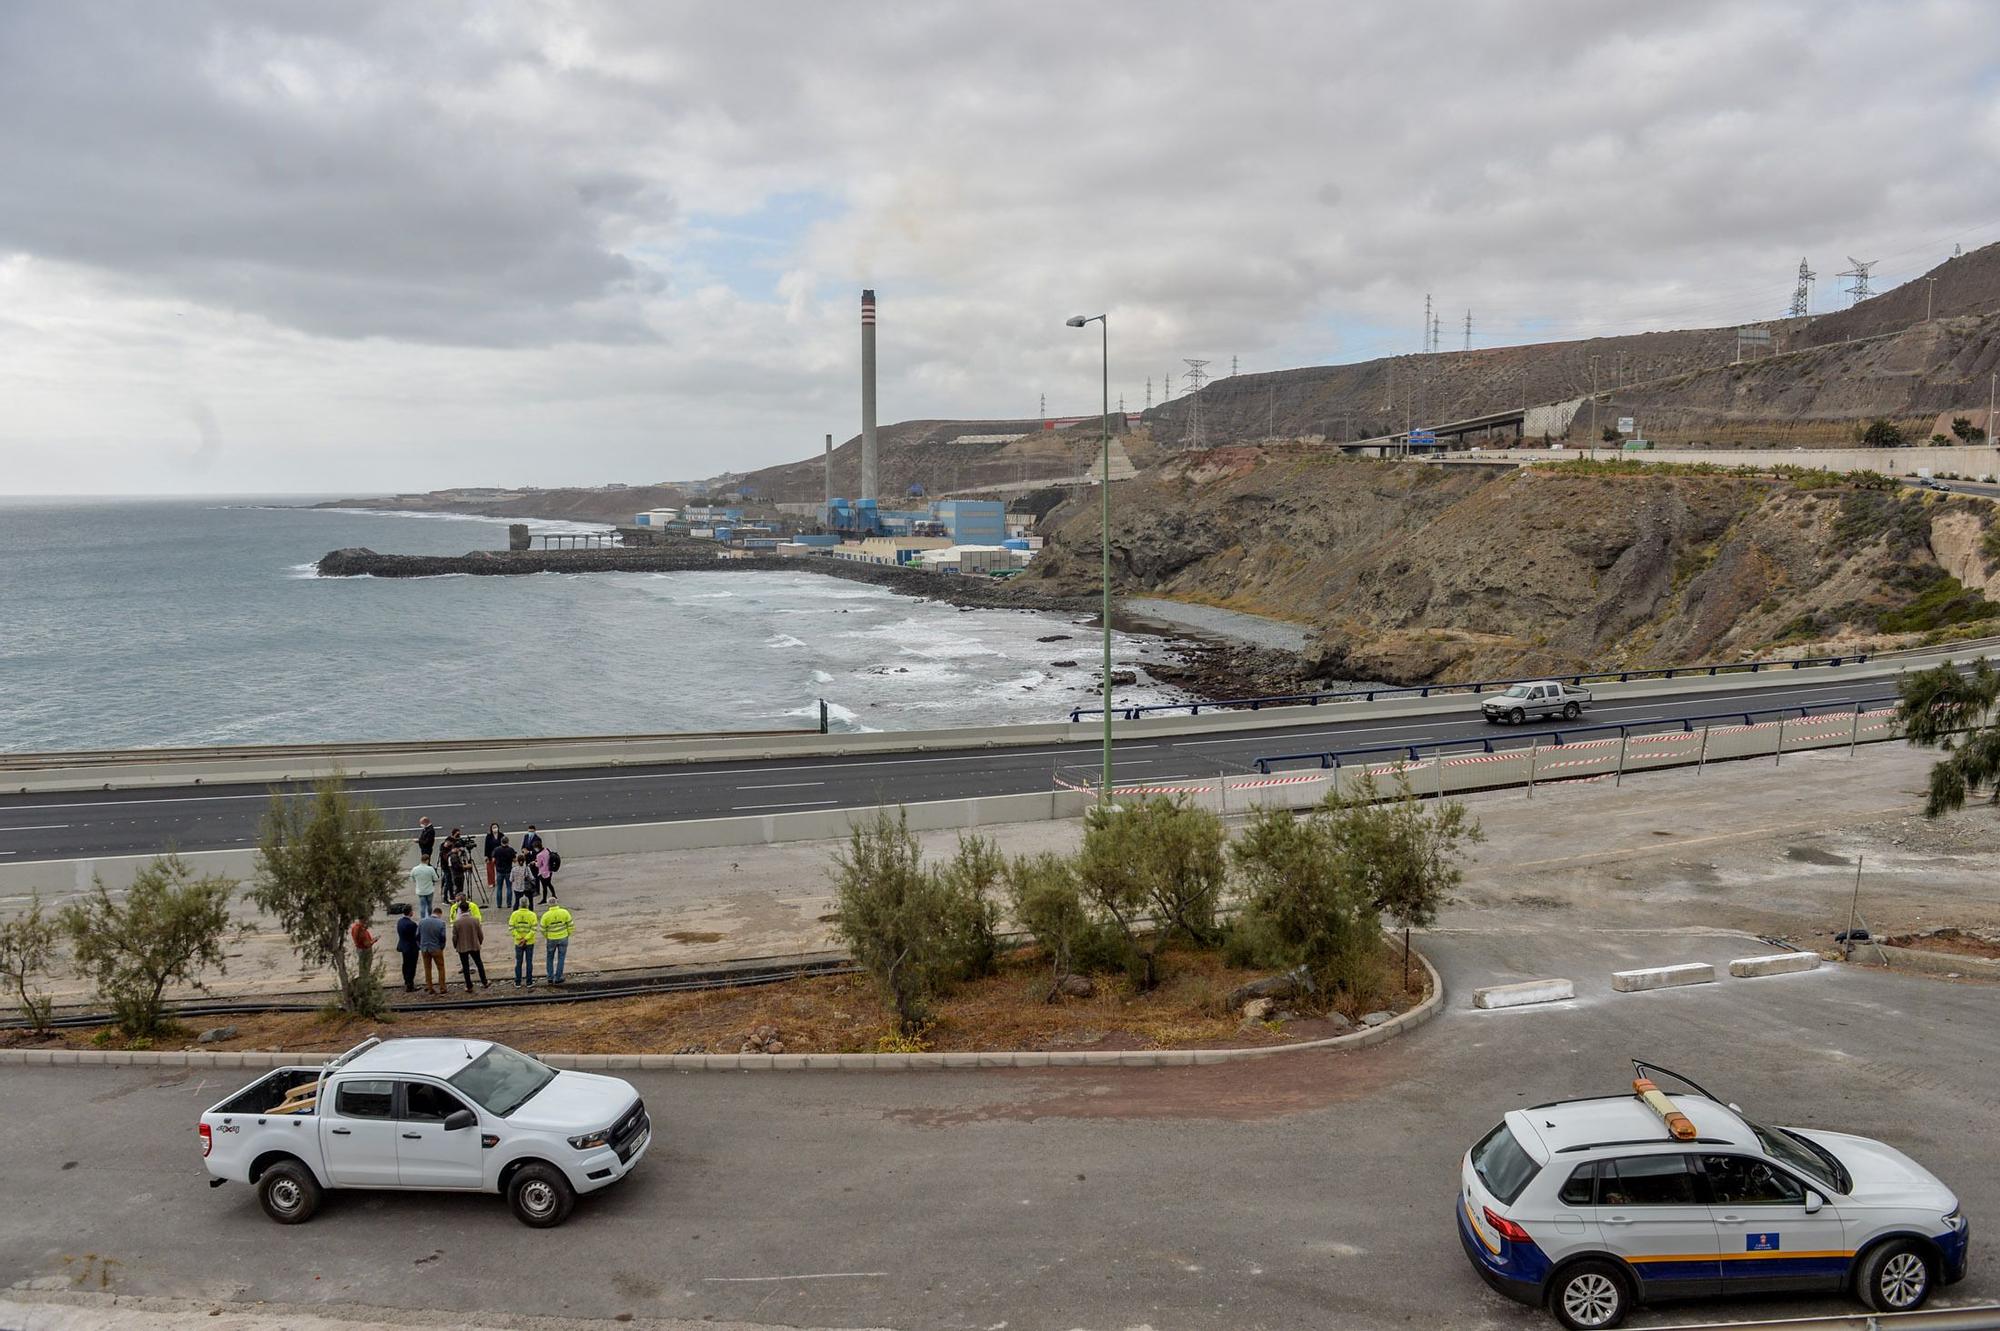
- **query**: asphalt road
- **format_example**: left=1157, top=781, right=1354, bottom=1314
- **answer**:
left=0, top=676, right=1903, bottom=862
left=3, top=930, right=1992, bottom=1330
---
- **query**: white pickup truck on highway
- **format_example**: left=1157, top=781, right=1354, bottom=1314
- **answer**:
left=1480, top=680, right=1593, bottom=725
left=199, top=1036, right=650, bottom=1227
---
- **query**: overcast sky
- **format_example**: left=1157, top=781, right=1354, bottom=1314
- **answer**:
left=4, top=1, right=1998, bottom=495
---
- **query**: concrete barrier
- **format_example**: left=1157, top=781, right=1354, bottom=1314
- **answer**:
left=1728, top=952, right=1822, bottom=978
left=1472, top=978, right=1575, bottom=1009
left=1611, top=962, right=1716, bottom=992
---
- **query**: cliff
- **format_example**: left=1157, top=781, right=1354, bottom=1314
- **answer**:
left=1021, top=450, right=2000, bottom=682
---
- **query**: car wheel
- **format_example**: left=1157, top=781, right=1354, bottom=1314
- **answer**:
left=1549, top=1260, right=1630, bottom=1330
left=508, top=1162, right=576, bottom=1228
left=256, top=1159, right=321, bottom=1225
left=1857, top=1240, right=1933, bottom=1312
left=1509, top=708, right=1526, bottom=725
left=1562, top=701, right=1581, bottom=720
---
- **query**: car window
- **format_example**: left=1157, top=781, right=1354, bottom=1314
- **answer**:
left=1471, top=1122, right=1540, bottom=1204
left=1602, top=1154, right=1698, bottom=1206
left=1702, top=1154, right=1804, bottom=1205
left=401, top=1081, right=471, bottom=1122
left=334, top=1078, right=394, bottom=1120
left=1503, top=684, right=1530, bottom=698
left=1558, top=1161, right=1597, bottom=1206
left=449, top=1044, right=558, bottom=1118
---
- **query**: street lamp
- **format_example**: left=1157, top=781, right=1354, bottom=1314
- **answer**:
left=1067, top=313, right=1113, bottom=803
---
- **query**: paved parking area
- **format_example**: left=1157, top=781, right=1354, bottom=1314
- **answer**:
left=4, top=927, right=1993, bottom=1331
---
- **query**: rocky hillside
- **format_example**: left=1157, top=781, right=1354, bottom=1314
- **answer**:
left=1024, top=449, right=2000, bottom=683
left=737, top=416, right=1122, bottom=504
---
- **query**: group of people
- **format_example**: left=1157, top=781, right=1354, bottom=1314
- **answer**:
left=346, top=816, right=578, bottom=998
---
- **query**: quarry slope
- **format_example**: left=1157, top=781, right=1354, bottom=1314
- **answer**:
left=1025, top=450, right=2000, bottom=683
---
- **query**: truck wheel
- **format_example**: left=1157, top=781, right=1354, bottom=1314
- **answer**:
left=257, top=1159, right=321, bottom=1224
left=1548, top=1259, right=1630, bottom=1329
left=1562, top=701, right=1581, bottom=720
left=1857, top=1239, right=1933, bottom=1312
left=1509, top=708, right=1525, bottom=725
left=508, top=1162, right=575, bottom=1228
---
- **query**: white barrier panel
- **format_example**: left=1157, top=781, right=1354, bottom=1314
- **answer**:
left=1728, top=952, right=1822, bottom=978
left=1473, top=979, right=1576, bottom=1009
left=1611, top=962, right=1716, bottom=992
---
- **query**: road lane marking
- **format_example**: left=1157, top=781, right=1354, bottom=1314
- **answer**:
left=0, top=824, right=70, bottom=832
left=702, top=1272, right=888, bottom=1282
left=729, top=799, right=842, bottom=811
left=734, top=782, right=826, bottom=790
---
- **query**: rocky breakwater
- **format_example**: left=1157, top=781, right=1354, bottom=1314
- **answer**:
left=316, top=547, right=737, bottom=577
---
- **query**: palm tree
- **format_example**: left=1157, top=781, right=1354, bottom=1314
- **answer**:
left=1897, top=659, right=2000, bottom=815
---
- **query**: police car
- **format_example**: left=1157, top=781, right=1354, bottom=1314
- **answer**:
left=1457, top=1062, right=1969, bottom=1329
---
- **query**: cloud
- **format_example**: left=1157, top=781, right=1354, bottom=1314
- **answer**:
left=2, top=0, right=1999, bottom=491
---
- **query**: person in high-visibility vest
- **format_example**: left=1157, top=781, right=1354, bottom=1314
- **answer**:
left=448, top=893, right=482, bottom=928
left=539, top=902, right=574, bottom=984
left=508, top=900, right=539, bottom=988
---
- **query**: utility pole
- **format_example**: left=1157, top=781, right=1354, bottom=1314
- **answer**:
left=1839, top=257, right=1876, bottom=305
left=1039, top=392, right=1046, bottom=421
left=1182, top=359, right=1210, bottom=448
left=1463, top=309, right=1471, bottom=352
left=1145, top=376, right=1152, bottom=411
left=1433, top=312, right=1442, bottom=355
left=1590, top=355, right=1601, bottom=448
left=1790, top=258, right=1815, bottom=319
left=1989, top=372, right=1996, bottom=442
left=1231, top=354, right=1239, bottom=377
left=1423, top=293, right=1433, bottom=353
left=1925, top=277, right=1937, bottom=321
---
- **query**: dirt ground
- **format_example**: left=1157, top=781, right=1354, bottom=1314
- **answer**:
left=6, top=942, right=1428, bottom=1057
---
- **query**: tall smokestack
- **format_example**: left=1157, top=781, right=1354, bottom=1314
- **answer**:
left=823, top=433, right=832, bottom=509
left=860, top=288, right=878, bottom=501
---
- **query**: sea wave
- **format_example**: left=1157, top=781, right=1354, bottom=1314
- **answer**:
left=307, top=507, right=614, bottom=536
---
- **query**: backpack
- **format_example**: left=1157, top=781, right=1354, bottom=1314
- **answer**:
left=545, top=848, right=561, bottom=874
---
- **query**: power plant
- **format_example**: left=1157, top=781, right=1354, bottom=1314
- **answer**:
left=860, top=288, right=879, bottom=501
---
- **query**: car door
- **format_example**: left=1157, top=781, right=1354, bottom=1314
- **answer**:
left=395, top=1080, right=486, bottom=1188
left=321, top=1078, right=401, bottom=1186
left=1699, top=1153, right=1850, bottom=1294
left=1597, top=1154, right=1721, bottom=1298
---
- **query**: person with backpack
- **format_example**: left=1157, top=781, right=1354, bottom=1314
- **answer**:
left=539, top=900, right=572, bottom=984
left=492, top=835, right=518, bottom=911
left=508, top=897, right=539, bottom=987
left=537, top=843, right=560, bottom=899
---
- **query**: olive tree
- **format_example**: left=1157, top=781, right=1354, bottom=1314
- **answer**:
left=1897, top=658, right=2000, bottom=816
left=0, top=894, right=59, bottom=1032
left=1075, top=797, right=1228, bottom=989
left=1006, top=851, right=1106, bottom=998
left=58, top=855, right=235, bottom=1038
left=251, top=775, right=403, bottom=1017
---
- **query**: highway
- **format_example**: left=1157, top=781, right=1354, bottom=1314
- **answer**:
left=0, top=674, right=1900, bottom=862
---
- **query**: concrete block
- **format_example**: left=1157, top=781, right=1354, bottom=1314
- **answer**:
left=1473, top=978, right=1576, bottom=1009
left=767, top=1054, right=808, bottom=1071
left=976, top=1052, right=1015, bottom=1068
left=801, top=1054, right=843, bottom=1070
left=1728, top=952, right=1822, bottom=978
left=940, top=1052, right=981, bottom=1069
left=1611, top=962, right=1716, bottom=992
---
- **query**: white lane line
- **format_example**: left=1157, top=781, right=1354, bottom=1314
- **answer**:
left=0, top=824, right=70, bottom=833
left=374, top=803, right=465, bottom=813
left=8, top=746, right=1168, bottom=813
left=702, top=1272, right=888, bottom=1283
left=734, top=782, right=826, bottom=790
left=729, top=799, right=841, bottom=811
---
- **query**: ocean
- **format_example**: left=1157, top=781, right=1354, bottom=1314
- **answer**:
left=0, top=496, right=1183, bottom=752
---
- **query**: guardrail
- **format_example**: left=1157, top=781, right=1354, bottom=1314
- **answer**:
left=1070, top=653, right=1876, bottom=722
left=1251, top=698, right=1898, bottom=773
left=1648, top=1306, right=2000, bottom=1330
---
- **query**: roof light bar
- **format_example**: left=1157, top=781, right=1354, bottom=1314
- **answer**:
left=1633, top=1076, right=1697, bottom=1141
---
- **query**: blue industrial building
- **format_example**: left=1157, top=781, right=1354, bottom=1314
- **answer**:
left=823, top=497, right=1004, bottom=541
left=932, top=500, right=1005, bottom=543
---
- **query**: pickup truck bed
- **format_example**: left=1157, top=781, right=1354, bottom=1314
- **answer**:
left=214, top=1067, right=322, bottom=1116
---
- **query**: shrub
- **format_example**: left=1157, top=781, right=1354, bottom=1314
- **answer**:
left=1075, top=798, right=1228, bottom=989
left=0, top=893, right=59, bottom=1032
left=1952, top=416, right=1986, bottom=443
left=1898, top=658, right=2000, bottom=815
left=58, top=855, right=235, bottom=1038
left=1931, top=434, right=1952, bottom=447
left=1861, top=418, right=1906, bottom=448
left=1227, top=806, right=1377, bottom=996
left=829, top=810, right=986, bottom=1033
left=1006, top=851, right=1118, bottom=996
left=933, top=833, right=1005, bottom=979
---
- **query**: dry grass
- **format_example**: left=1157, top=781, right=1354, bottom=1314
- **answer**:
left=10, top=941, right=1431, bottom=1056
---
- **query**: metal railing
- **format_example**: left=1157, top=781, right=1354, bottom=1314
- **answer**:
left=1070, top=653, right=1876, bottom=723
left=1251, top=698, right=1898, bottom=774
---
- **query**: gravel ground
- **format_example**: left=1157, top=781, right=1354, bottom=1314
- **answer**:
left=1124, top=597, right=1314, bottom=652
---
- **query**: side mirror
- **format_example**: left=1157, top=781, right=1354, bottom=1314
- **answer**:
left=443, top=1108, right=477, bottom=1132
left=1803, top=1189, right=1824, bottom=1214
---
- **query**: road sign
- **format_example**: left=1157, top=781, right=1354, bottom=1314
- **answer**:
left=1407, top=429, right=1437, bottom=446
left=1617, top=417, right=1635, bottom=434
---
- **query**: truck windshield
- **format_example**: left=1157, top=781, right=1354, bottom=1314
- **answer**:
left=1501, top=684, right=1532, bottom=698
left=1743, top=1115, right=1849, bottom=1194
left=449, top=1045, right=557, bottom=1117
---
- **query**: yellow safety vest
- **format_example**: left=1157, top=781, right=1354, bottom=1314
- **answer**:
left=508, top=908, right=538, bottom=946
left=540, top=906, right=573, bottom=941
left=448, top=899, right=482, bottom=927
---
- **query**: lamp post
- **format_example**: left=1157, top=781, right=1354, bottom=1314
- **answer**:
left=1067, top=313, right=1113, bottom=802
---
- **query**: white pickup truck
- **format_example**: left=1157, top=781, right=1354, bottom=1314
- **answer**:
left=199, top=1036, right=650, bottom=1227
left=1479, top=680, right=1592, bottom=724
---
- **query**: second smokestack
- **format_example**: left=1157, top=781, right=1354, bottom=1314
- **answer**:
left=860, top=288, right=878, bottom=501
